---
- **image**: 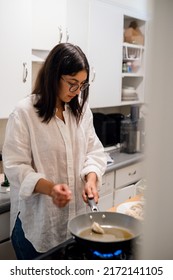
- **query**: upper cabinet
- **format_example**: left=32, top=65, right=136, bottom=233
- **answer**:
left=32, top=0, right=89, bottom=54
left=121, top=15, right=147, bottom=105
left=0, top=0, right=31, bottom=119
left=88, top=0, right=147, bottom=108
left=88, top=0, right=123, bottom=108
left=32, top=0, right=67, bottom=51
left=31, top=0, right=148, bottom=109
left=66, top=0, right=89, bottom=55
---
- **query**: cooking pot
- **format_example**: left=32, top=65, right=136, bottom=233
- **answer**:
left=68, top=199, right=142, bottom=253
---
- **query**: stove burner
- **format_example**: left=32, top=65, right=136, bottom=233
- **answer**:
left=35, top=237, right=140, bottom=260
left=92, top=249, right=123, bottom=259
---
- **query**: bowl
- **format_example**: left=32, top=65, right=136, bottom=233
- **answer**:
left=122, top=87, right=136, bottom=97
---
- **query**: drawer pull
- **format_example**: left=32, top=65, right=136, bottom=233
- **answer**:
left=128, top=170, right=136, bottom=176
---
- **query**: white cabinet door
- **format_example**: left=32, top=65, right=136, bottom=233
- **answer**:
left=114, top=184, right=136, bottom=205
left=0, top=0, right=31, bottom=118
left=0, top=240, right=16, bottom=260
left=32, top=0, right=67, bottom=50
left=88, top=0, right=123, bottom=108
left=115, top=161, right=143, bottom=189
left=99, top=193, right=114, bottom=211
left=66, top=0, right=89, bottom=55
left=100, top=171, right=114, bottom=196
left=99, top=171, right=114, bottom=211
left=32, top=0, right=89, bottom=55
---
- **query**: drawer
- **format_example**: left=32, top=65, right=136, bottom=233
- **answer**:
left=0, top=211, right=10, bottom=241
left=100, top=171, right=114, bottom=196
left=114, top=184, right=136, bottom=205
left=0, top=240, right=16, bottom=260
left=99, top=193, right=114, bottom=211
left=115, top=161, right=143, bottom=189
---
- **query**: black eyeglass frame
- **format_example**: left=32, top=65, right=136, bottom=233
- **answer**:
left=61, top=76, right=90, bottom=92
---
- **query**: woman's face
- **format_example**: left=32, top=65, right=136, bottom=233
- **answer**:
left=58, top=70, right=88, bottom=104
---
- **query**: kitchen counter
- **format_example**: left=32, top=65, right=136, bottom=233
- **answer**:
left=106, top=150, right=144, bottom=173
left=0, top=151, right=144, bottom=214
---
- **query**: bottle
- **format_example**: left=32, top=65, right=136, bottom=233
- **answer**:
left=1, top=174, right=10, bottom=187
left=122, top=62, right=127, bottom=73
left=127, top=62, right=132, bottom=73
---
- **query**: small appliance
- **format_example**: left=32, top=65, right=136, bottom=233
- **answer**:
left=93, top=113, right=124, bottom=147
left=120, top=105, right=141, bottom=154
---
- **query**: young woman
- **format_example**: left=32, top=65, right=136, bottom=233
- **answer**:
left=2, top=43, right=107, bottom=259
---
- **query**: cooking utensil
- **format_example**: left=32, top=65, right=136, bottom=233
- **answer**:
left=68, top=198, right=142, bottom=252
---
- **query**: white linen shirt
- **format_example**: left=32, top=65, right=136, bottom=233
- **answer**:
left=2, top=94, right=107, bottom=252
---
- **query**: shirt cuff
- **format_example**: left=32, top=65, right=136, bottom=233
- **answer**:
left=19, top=172, right=47, bottom=199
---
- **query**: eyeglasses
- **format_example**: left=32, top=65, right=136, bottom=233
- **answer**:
left=61, top=76, right=90, bottom=92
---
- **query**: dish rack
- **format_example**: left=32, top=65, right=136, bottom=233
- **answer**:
left=123, top=43, right=143, bottom=60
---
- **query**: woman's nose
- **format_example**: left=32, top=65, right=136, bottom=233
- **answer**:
left=75, top=88, right=81, bottom=95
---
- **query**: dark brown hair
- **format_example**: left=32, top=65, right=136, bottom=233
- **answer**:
left=32, top=43, right=90, bottom=123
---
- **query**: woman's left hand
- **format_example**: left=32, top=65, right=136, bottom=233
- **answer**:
left=82, top=172, right=99, bottom=204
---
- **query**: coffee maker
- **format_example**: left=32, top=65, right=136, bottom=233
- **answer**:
left=120, top=105, right=143, bottom=153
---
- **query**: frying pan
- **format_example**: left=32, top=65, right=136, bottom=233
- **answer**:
left=68, top=199, right=142, bottom=252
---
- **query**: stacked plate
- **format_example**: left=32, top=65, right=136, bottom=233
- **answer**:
left=122, top=86, right=138, bottom=101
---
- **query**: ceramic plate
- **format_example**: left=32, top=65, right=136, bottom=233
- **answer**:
left=116, top=201, right=142, bottom=214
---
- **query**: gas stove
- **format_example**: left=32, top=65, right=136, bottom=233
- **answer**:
left=35, top=237, right=141, bottom=260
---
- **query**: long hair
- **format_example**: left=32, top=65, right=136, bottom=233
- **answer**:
left=32, top=43, right=90, bottom=123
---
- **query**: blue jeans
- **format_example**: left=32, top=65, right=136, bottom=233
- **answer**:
left=11, top=215, right=43, bottom=260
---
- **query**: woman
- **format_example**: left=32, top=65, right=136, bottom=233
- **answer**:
left=2, top=43, right=107, bottom=259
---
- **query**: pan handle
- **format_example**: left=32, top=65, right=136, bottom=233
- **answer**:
left=88, top=197, right=99, bottom=212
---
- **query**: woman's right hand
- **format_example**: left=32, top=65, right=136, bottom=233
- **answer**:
left=50, top=184, right=72, bottom=208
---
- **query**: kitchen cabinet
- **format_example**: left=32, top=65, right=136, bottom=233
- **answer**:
left=0, top=240, right=16, bottom=260
left=114, top=161, right=143, bottom=205
left=115, top=161, right=143, bottom=189
left=114, top=184, right=135, bottom=205
left=0, top=211, right=16, bottom=259
left=66, top=0, right=89, bottom=55
left=32, top=0, right=89, bottom=54
left=31, top=0, right=148, bottom=109
left=88, top=0, right=123, bottom=108
left=32, top=0, right=67, bottom=51
left=99, top=193, right=114, bottom=211
left=31, top=0, right=89, bottom=88
left=121, top=15, right=147, bottom=105
left=99, top=171, right=114, bottom=211
left=0, top=0, right=31, bottom=119
left=0, top=211, right=10, bottom=241
left=88, top=1, right=147, bottom=108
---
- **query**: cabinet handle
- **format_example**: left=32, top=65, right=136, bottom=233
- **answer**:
left=58, top=26, right=63, bottom=43
left=128, top=170, right=136, bottom=176
left=66, top=29, right=69, bottom=42
left=91, top=67, right=96, bottom=82
left=23, top=63, right=28, bottom=83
